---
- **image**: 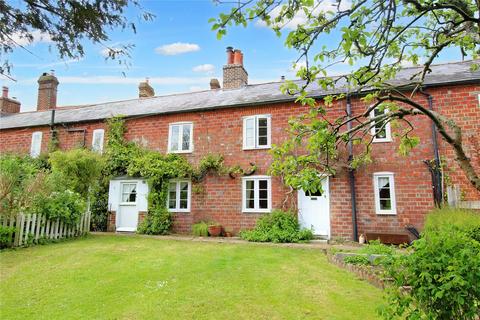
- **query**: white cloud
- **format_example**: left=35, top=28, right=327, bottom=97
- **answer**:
left=256, top=0, right=351, bottom=30
left=192, top=64, right=215, bottom=74
left=155, top=42, right=200, bottom=55
left=10, top=30, right=52, bottom=47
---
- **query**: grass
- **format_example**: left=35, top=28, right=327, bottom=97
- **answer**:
left=0, top=235, right=383, bottom=319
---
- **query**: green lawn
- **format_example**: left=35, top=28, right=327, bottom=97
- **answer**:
left=0, top=235, right=383, bottom=319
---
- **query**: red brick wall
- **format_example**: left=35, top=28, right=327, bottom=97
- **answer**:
left=1, top=83, right=478, bottom=238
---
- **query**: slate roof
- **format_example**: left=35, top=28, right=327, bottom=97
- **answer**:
left=1, top=60, right=479, bottom=130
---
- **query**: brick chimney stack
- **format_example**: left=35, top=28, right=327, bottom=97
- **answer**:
left=223, top=47, right=248, bottom=89
left=0, top=86, right=21, bottom=114
left=139, top=78, right=155, bottom=98
left=37, top=72, right=59, bottom=111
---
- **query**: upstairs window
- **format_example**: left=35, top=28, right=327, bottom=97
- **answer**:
left=30, top=131, right=42, bottom=158
left=92, top=129, right=105, bottom=153
left=167, top=180, right=191, bottom=212
left=373, top=172, right=396, bottom=215
left=168, top=122, right=193, bottom=153
left=242, top=176, right=271, bottom=213
left=370, top=107, right=391, bottom=142
left=243, top=115, right=271, bottom=150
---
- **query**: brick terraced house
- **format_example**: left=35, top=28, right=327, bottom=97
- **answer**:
left=1, top=48, right=479, bottom=241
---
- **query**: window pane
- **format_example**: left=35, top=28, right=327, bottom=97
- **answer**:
left=170, top=125, right=179, bottom=151
left=380, top=199, right=392, bottom=210
left=245, top=179, right=255, bottom=209
left=257, top=118, right=268, bottom=146
left=246, top=180, right=254, bottom=190
left=168, top=182, right=177, bottom=209
left=374, top=109, right=387, bottom=139
left=182, top=125, right=191, bottom=150
left=247, top=199, right=255, bottom=209
left=378, top=177, right=390, bottom=189
left=259, top=199, right=268, bottom=209
left=180, top=200, right=188, bottom=209
left=259, top=180, right=267, bottom=190
left=306, top=189, right=322, bottom=197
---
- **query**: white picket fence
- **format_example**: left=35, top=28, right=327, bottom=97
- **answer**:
left=0, top=211, right=91, bottom=247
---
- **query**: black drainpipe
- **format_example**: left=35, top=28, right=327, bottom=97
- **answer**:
left=346, top=94, right=359, bottom=241
left=420, top=89, right=443, bottom=206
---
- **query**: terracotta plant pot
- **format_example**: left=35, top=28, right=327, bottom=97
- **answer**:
left=208, top=225, right=222, bottom=237
left=224, top=231, right=232, bottom=237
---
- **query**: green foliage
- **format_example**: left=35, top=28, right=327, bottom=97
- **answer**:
left=34, top=190, right=86, bottom=225
left=192, top=221, right=209, bottom=237
left=343, top=255, right=370, bottom=266
left=424, top=207, right=480, bottom=242
left=137, top=207, right=173, bottom=235
left=358, top=239, right=396, bottom=256
left=49, top=149, right=104, bottom=198
left=0, top=154, right=50, bottom=216
left=240, top=210, right=314, bottom=243
left=381, top=224, right=480, bottom=319
left=0, top=226, right=15, bottom=249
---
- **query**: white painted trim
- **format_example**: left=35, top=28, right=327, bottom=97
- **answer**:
left=168, top=122, right=193, bottom=153
left=30, top=131, right=42, bottom=158
left=92, top=129, right=105, bottom=153
left=167, top=179, right=191, bottom=213
left=242, top=176, right=272, bottom=213
left=242, top=114, right=271, bottom=150
left=370, top=107, right=392, bottom=143
left=373, top=172, right=397, bottom=215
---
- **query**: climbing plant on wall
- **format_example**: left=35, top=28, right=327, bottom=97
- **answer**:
left=100, top=116, right=259, bottom=234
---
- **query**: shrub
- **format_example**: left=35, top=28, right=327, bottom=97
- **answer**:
left=240, top=210, right=314, bottom=243
left=358, top=239, right=396, bottom=255
left=0, top=226, right=15, bottom=249
left=192, top=221, right=209, bottom=237
left=344, top=255, right=370, bottom=266
left=424, top=207, right=480, bottom=242
left=35, top=190, right=86, bottom=226
left=381, top=225, right=480, bottom=319
left=137, top=207, right=173, bottom=235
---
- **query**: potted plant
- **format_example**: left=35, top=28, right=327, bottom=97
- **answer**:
left=208, top=223, right=222, bottom=237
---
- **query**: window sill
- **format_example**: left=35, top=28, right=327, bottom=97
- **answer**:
left=168, top=150, right=193, bottom=154
left=119, top=203, right=137, bottom=206
left=376, top=211, right=397, bottom=216
left=372, top=138, right=392, bottom=143
left=168, top=209, right=190, bottom=213
left=242, top=146, right=271, bottom=151
left=242, top=209, right=271, bottom=214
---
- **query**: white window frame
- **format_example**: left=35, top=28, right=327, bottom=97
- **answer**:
left=373, top=172, right=397, bottom=215
left=370, top=107, right=392, bottom=143
left=242, top=175, right=272, bottom=213
left=167, top=180, right=191, bottom=213
left=30, top=131, right=43, bottom=158
left=168, top=122, right=193, bottom=153
left=119, top=182, right=138, bottom=206
left=92, top=129, right=105, bottom=153
left=242, top=114, right=271, bottom=150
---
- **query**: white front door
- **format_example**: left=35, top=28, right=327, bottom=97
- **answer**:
left=298, top=177, right=330, bottom=238
left=117, top=182, right=139, bottom=232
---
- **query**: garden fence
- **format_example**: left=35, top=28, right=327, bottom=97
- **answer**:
left=0, top=211, right=91, bottom=247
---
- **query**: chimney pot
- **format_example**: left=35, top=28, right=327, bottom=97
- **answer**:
left=210, top=78, right=221, bottom=90
left=37, top=72, right=59, bottom=111
left=139, top=79, right=155, bottom=98
left=2, top=86, right=8, bottom=98
left=226, top=46, right=234, bottom=64
left=233, top=50, right=243, bottom=65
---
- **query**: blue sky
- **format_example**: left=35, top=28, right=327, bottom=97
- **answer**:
left=2, top=0, right=462, bottom=112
